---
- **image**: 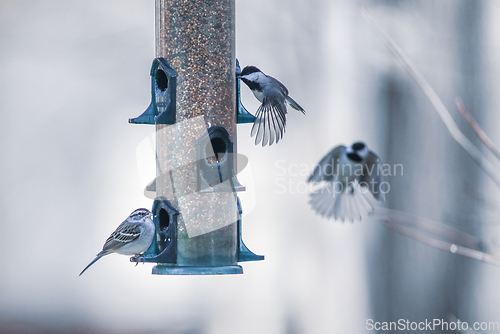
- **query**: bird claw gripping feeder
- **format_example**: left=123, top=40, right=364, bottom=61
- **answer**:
left=128, top=0, right=263, bottom=275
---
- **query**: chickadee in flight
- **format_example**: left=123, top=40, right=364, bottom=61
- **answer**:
left=79, top=208, right=155, bottom=276
left=307, top=142, right=385, bottom=222
left=239, top=66, right=305, bottom=147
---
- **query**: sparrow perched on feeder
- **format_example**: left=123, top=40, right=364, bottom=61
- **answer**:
left=238, top=66, right=305, bottom=147
left=79, top=208, right=155, bottom=276
left=307, top=142, right=385, bottom=222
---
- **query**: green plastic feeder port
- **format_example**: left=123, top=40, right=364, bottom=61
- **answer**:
left=129, top=58, right=177, bottom=125
left=197, top=126, right=245, bottom=192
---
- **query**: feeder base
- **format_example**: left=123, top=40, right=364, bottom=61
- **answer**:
left=152, top=265, right=243, bottom=275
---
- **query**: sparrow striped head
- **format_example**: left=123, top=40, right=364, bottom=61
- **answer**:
left=129, top=208, right=152, bottom=218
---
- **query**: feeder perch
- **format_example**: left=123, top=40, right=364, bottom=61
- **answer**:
left=237, top=197, right=264, bottom=262
left=236, top=59, right=257, bottom=124
left=133, top=196, right=178, bottom=264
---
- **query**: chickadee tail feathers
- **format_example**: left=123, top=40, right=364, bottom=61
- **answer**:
left=286, top=96, right=306, bottom=114
left=79, top=252, right=106, bottom=276
left=309, top=181, right=374, bottom=222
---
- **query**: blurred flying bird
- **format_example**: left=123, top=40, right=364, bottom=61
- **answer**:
left=307, top=142, right=385, bottom=221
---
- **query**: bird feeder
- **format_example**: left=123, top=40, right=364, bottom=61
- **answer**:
left=129, top=0, right=263, bottom=275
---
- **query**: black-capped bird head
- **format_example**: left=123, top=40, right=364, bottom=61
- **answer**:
left=345, top=142, right=369, bottom=162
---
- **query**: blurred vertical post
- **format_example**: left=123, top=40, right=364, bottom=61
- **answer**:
left=153, top=0, right=241, bottom=274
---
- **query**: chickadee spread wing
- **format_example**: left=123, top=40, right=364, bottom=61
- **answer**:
left=309, top=181, right=342, bottom=219
left=308, top=181, right=374, bottom=221
left=251, top=92, right=287, bottom=147
left=307, top=146, right=345, bottom=183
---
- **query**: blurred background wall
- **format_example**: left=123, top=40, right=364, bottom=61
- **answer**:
left=0, top=0, right=499, bottom=333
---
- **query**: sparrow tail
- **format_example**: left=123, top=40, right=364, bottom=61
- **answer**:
left=79, top=252, right=106, bottom=276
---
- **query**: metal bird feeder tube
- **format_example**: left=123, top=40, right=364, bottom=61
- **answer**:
left=130, top=0, right=263, bottom=275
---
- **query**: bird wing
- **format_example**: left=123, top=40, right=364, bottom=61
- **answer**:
left=101, top=220, right=142, bottom=253
left=251, top=92, right=287, bottom=147
left=359, top=151, right=385, bottom=201
left=309, top=181, right=374, bottom=221
left=308, top=146, right=345, bottom=183
left=271, top=76, right=305, bottom=114
left=308, top=181, right=342, bottom=219
left=271, top=76, right=289, bottom=97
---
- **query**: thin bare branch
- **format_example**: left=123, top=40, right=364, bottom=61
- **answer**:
left=373, top=208, right=500, bottom=267
left=386, top=222, right=500, bottom=266
left=362, top=8, right=500, bottom=190
left=456, top=97, right=500, bottom=161
left=373, top=208, right=481, bottom=249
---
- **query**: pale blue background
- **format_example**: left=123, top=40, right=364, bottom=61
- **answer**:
left=1, top=0, right=499, bottom=333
